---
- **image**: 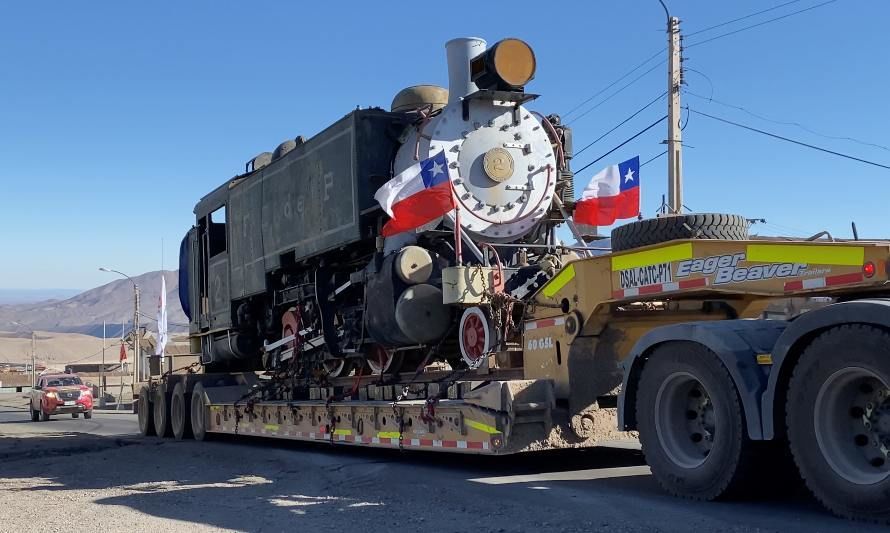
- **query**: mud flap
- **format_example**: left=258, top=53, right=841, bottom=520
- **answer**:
left=568, top=331, right=625, bottom=437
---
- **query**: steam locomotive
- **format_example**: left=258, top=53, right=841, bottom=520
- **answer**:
left=178, top=37, right=576, bottom=377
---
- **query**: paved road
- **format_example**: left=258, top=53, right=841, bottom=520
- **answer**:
left=0, top=393, right=884, bottom=532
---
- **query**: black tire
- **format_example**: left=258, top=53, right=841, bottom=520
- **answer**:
left=610, top=213, right=749, bottom=252
left=71, top=413, right=79, bottom=419
left=787, top=324, right=890, bottom=524
left=137, top=384, right=156, bottom=437
left=153, top=381, right=173, bottom=438
left=84, top=411, right=92, bottom=420
left=31, top=408, right=39, bottom=422
left=40, top=406, right=50, bottom=422
left=636, top=342, right=756, bottom=500
left=170, top=381, right=192, bottom=441
left=190, top=383, right=209, bottom=441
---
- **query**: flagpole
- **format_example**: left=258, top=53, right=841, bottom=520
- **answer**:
left=553, top=195, right=590, bottom=257
left=452, top=181, right=463, bottom=266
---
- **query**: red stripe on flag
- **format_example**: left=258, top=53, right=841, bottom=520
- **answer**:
left=826, top=272, right=864, bottom=286
left=574, top=186, right=640, bottom=226
left=381, top=181, right=455, bottom=237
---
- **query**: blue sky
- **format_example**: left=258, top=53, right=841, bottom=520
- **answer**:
left=1, top=1, right=887, bottom=290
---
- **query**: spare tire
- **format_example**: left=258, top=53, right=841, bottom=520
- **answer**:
left=610, top=214, right=749, bottom=252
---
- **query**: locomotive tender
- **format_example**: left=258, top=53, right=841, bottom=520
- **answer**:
left=179, top=37, right=576, bottom=377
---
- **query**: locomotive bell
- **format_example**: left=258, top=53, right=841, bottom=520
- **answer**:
left=391, top=85, right=449, bottom=113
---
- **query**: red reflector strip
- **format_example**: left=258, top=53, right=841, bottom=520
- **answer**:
left=679, top=277, right=708, bottom=290
left=524, top=316, right=566, bottom=331
left=612, top=276, right=709, bottom=300
left=784, top=280, right=803, bottom=292
left=638, top=284, right=664, bottom=295
left=827, top=272, right=865, bottom=286
left=785, top=272, right=864, bottom=292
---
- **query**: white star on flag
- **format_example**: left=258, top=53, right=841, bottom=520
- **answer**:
left=430, top=160, right=444, bottom=177
left=624, top=167, right=635, bottom=183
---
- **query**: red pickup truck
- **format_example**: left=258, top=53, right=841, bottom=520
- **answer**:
left=29, top=373, right=93, bottom=421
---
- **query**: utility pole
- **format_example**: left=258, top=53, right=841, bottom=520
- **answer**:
left=665, top=14, right=684, bottom=214
left=100, top=321, right=106, bottom=407
left=134, top=284, right=141, bottom=382
left=30, top=332, right=36, bottom=388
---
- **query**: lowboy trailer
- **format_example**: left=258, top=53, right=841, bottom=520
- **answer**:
left=141, top=236, right=890, bottom=523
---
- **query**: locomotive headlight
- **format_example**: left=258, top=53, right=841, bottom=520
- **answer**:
left=470, top=38, right=536, bottom=91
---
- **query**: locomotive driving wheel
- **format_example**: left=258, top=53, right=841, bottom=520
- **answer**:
left=282, top=307, right=349, bottom=378
left=322, top=357, right=350, bottom=378
left=276, top=307, right=302, bottom=369
left=365, top=344, right=403, bottom=375
left=459, top=307, right=495, bottom=368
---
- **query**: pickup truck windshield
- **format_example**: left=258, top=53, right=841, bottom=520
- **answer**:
left=45, top=377, right=82, bottom=387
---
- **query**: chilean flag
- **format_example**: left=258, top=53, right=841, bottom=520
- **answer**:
left=574, top=156, right=640, bottom=226
left=374, top=151, right=456, bottom=237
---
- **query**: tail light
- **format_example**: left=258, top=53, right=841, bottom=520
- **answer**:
left=863, top=261, right=876, bottom=278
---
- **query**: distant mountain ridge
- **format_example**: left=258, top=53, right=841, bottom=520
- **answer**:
left=0, top=288, right=82, bottom=304
left=0, top=270, right=188, bottom=338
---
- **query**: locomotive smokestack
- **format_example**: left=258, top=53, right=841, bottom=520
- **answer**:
left=445, top=37, right=487, bottom=104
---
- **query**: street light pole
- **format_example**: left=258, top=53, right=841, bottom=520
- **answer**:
left=99, top=267, right=141, bottom=382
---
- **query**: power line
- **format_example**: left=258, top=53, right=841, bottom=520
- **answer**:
left=575, top=91, right=667, bottom=157
left=641, top=150, right=668, bottom=167
left=567, top=60, right=665, bottom=125
left=138, top=311, right=190, bottom=328
left=562, top=48, right=664, bottom=119
left=686, top=0, right=804, bottom=37
left=686, top=0, right=838, bottom=48
left=65, top=342, right=125, bottom=365
left=690, top=108, right=890, bottom=171
left=686, top=90, right=890, bottom=153
left=574, top=115, right=667, bottom=176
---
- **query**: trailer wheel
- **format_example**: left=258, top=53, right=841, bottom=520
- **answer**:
left=636, top=342, right=755, bottom=500
left=137, top=384, right=155, bottom=437
left=153, top=381, right=173, bottom=438
left=190, top=383, right=209, bottom=441
left=170, top=382, right=192, bottom=441
left=787, top=324, right=890, bottom=523
left=610, top=213, right=748, bottom=252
